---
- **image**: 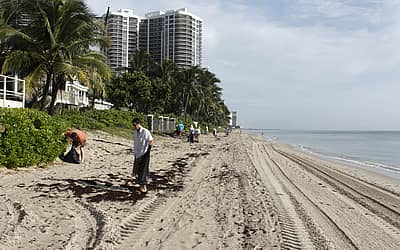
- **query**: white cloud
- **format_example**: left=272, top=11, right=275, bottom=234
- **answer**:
left=85, top=0, right=400, bottom=129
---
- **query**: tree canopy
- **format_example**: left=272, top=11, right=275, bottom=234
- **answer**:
left=0, top=1, right=230, bottom=126
left=0, top=0, right=110, bottom=114
left=106, top=50, right=230, bottom=126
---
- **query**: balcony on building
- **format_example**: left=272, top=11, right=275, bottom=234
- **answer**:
left=0, top=74, right=25, bottom=108
left=94, top=99, right=114, bottom=110
left=56, top=80, right=89, bottom=107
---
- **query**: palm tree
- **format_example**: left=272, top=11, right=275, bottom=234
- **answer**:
left=176, top=66, right=202, bottom=118
left=0, top=0, right=110, bottom=114
left=129, top=49, right=154, bottom=74
left=193, top=69, right=221, bottom=121
left=85, top=67, right=108, bottom=109
left=156, top=60, right=176, bottom=112
left=178, top=67, right=229, bottom=125
left=0, top=0, right=35, bottom=74
left=0, top=1, right=14, bottom=68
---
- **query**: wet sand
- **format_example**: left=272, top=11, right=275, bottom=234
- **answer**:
left=1, top=130, right=400, bottom=249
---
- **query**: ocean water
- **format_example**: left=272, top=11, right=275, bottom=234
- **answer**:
left=250, top=130, right=400, bottom=179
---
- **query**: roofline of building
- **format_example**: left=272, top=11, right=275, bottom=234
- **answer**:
left=144, top=8, right=202, bottom=21
left=108, top=9, right=142, bottom=19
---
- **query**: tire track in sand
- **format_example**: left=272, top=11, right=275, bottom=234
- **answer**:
left=248, top=142, right=316, bottom=250
left=274, top=147, right=400, bottom=229
left=106, top=150, right=205, bottom=249
left=261, top=143, right=357, bottom=249
left=270, top=145, right=400, bottom=249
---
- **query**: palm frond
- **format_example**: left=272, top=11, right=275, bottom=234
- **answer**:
left=67, top=36, right=110, bottom=51
left=0, top=24, right=35, bottom=44
left=24, top=63, right=45, bottom=94
left=2, top=50, right=43, bottom=74
left=35, top=0, right=56, bottom=47
left=54, top=61, right=82, bottom=78
left=74, top=55, right=110, bottom=80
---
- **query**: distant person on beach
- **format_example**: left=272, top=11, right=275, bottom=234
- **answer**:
left=177, top=121, right=184, bottom=136
left=205, top=126, right=208, bottom=135
left=188, top=125, right=195, bottom=143
left=62, top=129, right=87, bottom=164
left=212, top=128, right=217, bottom=137
left=132, top=117, right=153, bottom=193
left=195, top=127, right=201, bottom=142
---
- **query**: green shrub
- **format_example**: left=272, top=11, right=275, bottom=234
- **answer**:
left=0, top=108, right=68, bottom=168
left=57, top=110, right=146, bottom=130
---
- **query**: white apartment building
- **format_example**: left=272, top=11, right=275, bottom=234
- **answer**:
left=139, top=8, right=202, bottom=68
left=105, top=9, right=140, bottom=72
left=229, top=111, right=238, bottom=128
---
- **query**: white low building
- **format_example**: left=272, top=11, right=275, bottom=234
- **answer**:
left=0, top=74, right=25, bottom=108
left=56, top=80, right=89, bottom=107
left=1, top=75, right=113, bottom=110
left=94, top=99, right=113, bottom=110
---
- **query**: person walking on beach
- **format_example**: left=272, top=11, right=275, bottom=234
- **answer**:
left=188, top=125, right=195, bottom=143
left=212, top=128, right=217, bottom=138
left=177, top=121, right=184, bottom=136
left=132, top=117, right=153, bottom=193
left=195, top=127, right=201, bottom=142
left=62, top=129, right=87, bottom=163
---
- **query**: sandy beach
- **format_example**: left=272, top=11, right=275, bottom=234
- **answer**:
left=1, top=130, right=400, bottom=249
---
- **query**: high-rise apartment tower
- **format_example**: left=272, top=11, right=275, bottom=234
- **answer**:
left=105, top=9, right=140, bottom=72
left=139, top=8, right=202, bottom=68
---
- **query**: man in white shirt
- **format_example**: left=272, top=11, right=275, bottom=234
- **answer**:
left=132, top=117, right=153, bottom=193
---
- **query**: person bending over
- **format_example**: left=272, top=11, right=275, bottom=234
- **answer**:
left=63, top=129, right=87, bottom=163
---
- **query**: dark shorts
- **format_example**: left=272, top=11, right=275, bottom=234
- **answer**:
left=132, top=153, right=150, bottom=184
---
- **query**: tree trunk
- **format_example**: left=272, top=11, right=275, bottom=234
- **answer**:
left=91, top=89, right=96, bottom=109
left=40, top=73, right=52, bottom=111
left=196, top=102, right=202, bottom=121
left=48, top=76, right=61, bottom=115
left=183, top=89, right=190, bottom=118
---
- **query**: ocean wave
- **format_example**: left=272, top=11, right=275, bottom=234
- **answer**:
left=297, top=145, right=400, bottom=174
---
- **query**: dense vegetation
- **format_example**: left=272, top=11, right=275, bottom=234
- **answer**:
left=56, top=109, right=146, bottom=138
left=0, top=0, right=230, bottom=169
left=0, top=0, right=230, bottom=127
left=106, top=51, right=230, bottom=126
left=0, top=108, right=67, bottom=168
left=0, top=0, right=110, bottom=114
left=0, top=108, right=148, bottom=168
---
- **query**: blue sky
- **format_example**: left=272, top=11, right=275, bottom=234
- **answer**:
left=85, top=0, right=400, bottom=130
